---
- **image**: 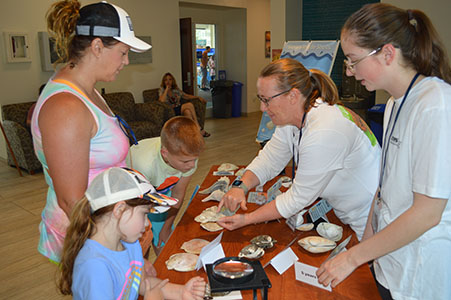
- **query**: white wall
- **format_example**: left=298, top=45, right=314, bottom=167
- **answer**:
left=0, top=0, right=182, bottom=159
left=270, top=0, right=286, bottom=54
left=246, top=0, right=271, bottom=113
left=181, top=0, right=246, bottom=8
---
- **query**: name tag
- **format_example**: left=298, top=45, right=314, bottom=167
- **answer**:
left=390, top=136, right=400, bottom=147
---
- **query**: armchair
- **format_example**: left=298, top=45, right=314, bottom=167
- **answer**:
left=142, top=88, right=206, bottom=130
left=103, top=92, right=174, bottom=142
left=1, top=102, right=42, bottom=174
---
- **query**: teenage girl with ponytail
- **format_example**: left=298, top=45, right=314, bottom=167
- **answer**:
left=317, top=4, right=451, bottom=299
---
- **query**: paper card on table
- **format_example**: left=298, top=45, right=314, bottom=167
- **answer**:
left=212, top=290, right=242, bottom=299
left=294, top=261, right=331, bottom=292
left=269, top=247, right=298, bottom=275
left=247, top=191, right=267, bottom=205
left=196, top=232, right=225, bottom=271
left=267, top=179, right=282, bottom=203
left=308, top=199, right=332, bottom=222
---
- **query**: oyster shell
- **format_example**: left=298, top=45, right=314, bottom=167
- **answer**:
left=217, top=163, right=239, bottom=172
left=201, top=189, right=225, bottom=202
left=298, top=236, right=336, bottom=253
left=280, top=176, right=292, bottom=188
left=165, top=253, right=198, bottom=272
left=181, top=238, right=209, bottom=254
left=296, top=223, right=314, bottom=231
left=194, top=205, right=226, bottom=223
left=316, top=222, right=343, bottom=242
left=250, top=235, right=277, bottom=249
left=199, top=176, right=230, bottom=194
left=238, top=244, right=265, bottom=259
left=200, top=222, right=223, bottom=232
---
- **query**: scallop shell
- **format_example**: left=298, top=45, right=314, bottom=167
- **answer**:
left=238, top=244, right=265, bottom=259
left=316, top=222, right=343, bottom=242
left=296, top=223, right=314, bottom=231
left=250, top=235, right=277, bottom=249
left=181, top=238, right=210, bottom=254
left=298, top=236, right=336, bottom=253
left=165, top=253, right=198, bottom=272
left=200, top=222, right=223, bottom=232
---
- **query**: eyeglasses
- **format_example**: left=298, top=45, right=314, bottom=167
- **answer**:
left=257, top=88, right=292, bottom=106
left=344, top=46, right=382, bottom=73
left=116, top=114, right=138, bottom=145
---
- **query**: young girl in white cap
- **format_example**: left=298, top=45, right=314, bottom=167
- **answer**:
left=57, top=167, right=206, bottom=300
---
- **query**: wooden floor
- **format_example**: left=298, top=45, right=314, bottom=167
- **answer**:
left=0, top=112, right=262, bottom=299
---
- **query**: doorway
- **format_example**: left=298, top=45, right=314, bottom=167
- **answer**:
left=195, top=23, right=215, bottom=109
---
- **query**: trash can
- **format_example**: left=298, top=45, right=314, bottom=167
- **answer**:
left=232, top=82, right=243, bottom=117
left=367, top=104, right=386, bottom=146
left=210, top=80, right=233, bottom=118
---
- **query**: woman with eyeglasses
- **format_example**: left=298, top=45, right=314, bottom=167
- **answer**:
left=217, top=57, right=381, bottom=242
left=31, top=1, right=151, bottom=263
left=317, top=4, right=451, bottom=300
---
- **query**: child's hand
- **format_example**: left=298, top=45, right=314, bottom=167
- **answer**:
left=144, top=278, right=168, bottom=300
left=144, top=259, right=157, bottom=277
left=181, top=276, right=206, bottom=300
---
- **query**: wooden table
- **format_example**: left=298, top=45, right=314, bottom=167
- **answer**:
left=154, top=166, right=380, bottom=299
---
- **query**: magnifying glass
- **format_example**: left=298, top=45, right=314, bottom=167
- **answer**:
left=212, top=257, right=254, bottom=284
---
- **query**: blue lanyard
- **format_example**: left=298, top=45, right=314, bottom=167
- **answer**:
left=292, top=112, right=307, bottom=179
left=378, top=73, right=420, bottom=195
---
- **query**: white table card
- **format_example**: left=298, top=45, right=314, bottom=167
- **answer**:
left=196, top=232, right=225, bottom=271
left=268, top=247, right=299, bottom=275
left=294, top=261, right=331, bottom=291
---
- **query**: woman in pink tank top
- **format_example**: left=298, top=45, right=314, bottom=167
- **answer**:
left=31, top=0, right=151, bottom=263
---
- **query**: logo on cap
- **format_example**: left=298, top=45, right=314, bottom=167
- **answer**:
left=126, top=16, right=134, bottom=32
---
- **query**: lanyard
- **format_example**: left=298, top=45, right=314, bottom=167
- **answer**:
left=292, top=112, right=307, bottom=179
left=378, top=73, right=420, bottom=195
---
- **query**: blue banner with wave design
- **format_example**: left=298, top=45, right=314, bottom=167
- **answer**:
left=281, top=40, right=339, bottom=76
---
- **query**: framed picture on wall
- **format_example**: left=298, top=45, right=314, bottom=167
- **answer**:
left=3, top=31, right=31, bottom=63
left=272, top=49, right=282, bottom=61
left=38, top=31, right=59, bottom=71
left=265, top=31, right=271, bottom=58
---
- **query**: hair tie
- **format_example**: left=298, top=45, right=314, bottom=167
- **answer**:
left=407, top=9, right=417, bottom=28
left=308, top=69, right=312, bottom=77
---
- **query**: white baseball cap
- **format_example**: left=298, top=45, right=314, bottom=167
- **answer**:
left=75, top=1, right=151, bottom=53
left=86, top=167, right=178, bottom=212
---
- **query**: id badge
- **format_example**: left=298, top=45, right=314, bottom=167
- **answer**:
left=372, top=196, right=382, bottom=232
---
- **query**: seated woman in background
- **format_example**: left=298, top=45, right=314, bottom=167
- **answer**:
left=159, top=72, right=210, bottom=137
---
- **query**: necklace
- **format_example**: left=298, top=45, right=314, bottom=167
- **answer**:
left=292, top=112, right=307, bottom=179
